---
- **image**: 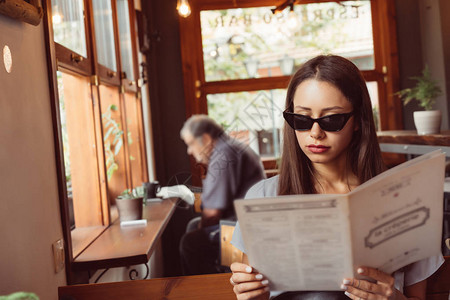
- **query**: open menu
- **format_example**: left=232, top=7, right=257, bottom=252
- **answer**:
left=234, top=150, right=445, bottom=291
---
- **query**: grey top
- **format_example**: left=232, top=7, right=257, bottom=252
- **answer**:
left=231, top=175, right=279, bottom=249
left=201, top=135, right=266, bottom=219
left=231, top=175, right=444, bottom=292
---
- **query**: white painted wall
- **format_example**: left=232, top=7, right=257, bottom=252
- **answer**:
left=419, top=0, right=449, bottom=129
left=0, top=14, right=66, bottom=300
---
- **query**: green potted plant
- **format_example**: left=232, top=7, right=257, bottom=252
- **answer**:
left=396, top=65, right=443, bottom=135
left=116, top=187, right=144, bottom=222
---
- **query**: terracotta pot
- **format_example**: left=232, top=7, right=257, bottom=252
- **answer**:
left=413, top=110, right=442, bottom=135
left=116, top=197, right=143, bottom=222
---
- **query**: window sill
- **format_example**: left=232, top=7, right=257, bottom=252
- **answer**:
left=71, top=226, right=108, bottom=259
left=71, top=198, right=177, bottom=271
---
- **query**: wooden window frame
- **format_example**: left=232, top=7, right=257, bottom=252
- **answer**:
left=43, top=0, right=149, bottom=284
left=178, top=0, right=402, bottom=180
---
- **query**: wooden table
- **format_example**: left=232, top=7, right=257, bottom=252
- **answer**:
left=377, top=130, right=450, bottom=158
left=59, top=273, right=235, bottom=300
left=72, top=198, right=177, bottom=271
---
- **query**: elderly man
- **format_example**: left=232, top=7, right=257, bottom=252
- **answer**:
left=179, top=114, right=265, bottom=275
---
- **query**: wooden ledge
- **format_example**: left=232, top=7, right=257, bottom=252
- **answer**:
left=72, top=198, right=177, bottom=271
left=377, top=130, right=450, bottom=146
left=71, top=226, right=107, bottom=258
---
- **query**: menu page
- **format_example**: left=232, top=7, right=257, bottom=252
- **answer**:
left=235, top=194, right=353, bottom=291
left=235, top=150, right=445, bottom=291
left=348, top=150, right=445, bottom=274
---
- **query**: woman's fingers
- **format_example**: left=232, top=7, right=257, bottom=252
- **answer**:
left=230, top=262, right=256, bottom=286
left=230, top=262, right=270, bottom=299
left=341, top=278, right=392, bottom=299
left=358, top=267, right=394, bottom=286
left=235, top=286, right=270, bottom=300
left=232, top=272, right=268, bottom=285
left=233, top=280, right=269, bottom=294
left=341, top=267, right=395, bottom=299
left=230, top=262, right=253, bottom=274
left=342, top=278, right=384, bottom=294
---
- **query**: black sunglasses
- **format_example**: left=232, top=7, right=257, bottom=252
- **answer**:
left=283, top=111, right=354, bottom=132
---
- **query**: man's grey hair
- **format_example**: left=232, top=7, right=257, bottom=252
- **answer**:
left=180, top=114, right=225, bottom=140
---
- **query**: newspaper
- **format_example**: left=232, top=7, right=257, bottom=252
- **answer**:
left=234, top=150, right=445, bottom=291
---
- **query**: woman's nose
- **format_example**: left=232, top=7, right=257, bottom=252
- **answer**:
left=309, top=122, right=325, bottom=139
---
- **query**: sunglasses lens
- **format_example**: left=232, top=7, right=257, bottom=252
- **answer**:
left=318, top=115, right=347, bottom=131
left=292, top=114, right=313, bottom=131
left=284, top=111, right=352, bottom=132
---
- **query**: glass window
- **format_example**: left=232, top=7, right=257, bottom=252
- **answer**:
left=116, top=0, right=135, bottom=81
left=92, top=0, right=117, bottom=71
left=207, top=83, right=380, bottom=157
left=48, top=0, right=151, bottom=273
left=201, top=1, right=374, bottom=81
left=57, top=71, right=103, bottom=228
left=52, top=0, right=87, bottom=57
left=99, top=85, right=128, bottom=201
left=367, top=81, right=380, bottom=130
left=124, top=93, right=145, bottom=187
left=207, top=89, right=286, bottom=157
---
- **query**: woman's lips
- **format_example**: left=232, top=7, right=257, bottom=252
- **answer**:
left=307, top=144, right=330, bottom=153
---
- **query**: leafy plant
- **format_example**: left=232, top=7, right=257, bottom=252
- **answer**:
left=102, top=104, right=124, bottom=181
left=395, top=65, right=442, bottom=111
left=0, top=292, right=39, bottom=300
left=117, top=186, right=145, bottom=200
left=102, top=104, right=135, bottom=180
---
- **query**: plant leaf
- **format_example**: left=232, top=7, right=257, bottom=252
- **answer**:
left=114, top=138, right=123, bottom=156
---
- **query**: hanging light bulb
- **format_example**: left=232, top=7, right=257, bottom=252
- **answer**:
left=287, top=8, right=299, bottom=30
left=52, top=5, right=63, bottom=24
left=177, top=0, right=191, bottom=18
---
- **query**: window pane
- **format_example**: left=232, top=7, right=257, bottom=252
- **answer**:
left=93, top=0, right=117, bottom=71
left=124, top=93, right=144, bottom=187
left=52, top=0, right=87, bottom=57
left=116, top=0, right=135, bottom=81
left=100, top=85, right=127, bottom=201
left=201, top=1, right=374, bottom=81
left=367, top=81, right=380, bottom=131
left=207, top=89, right=286, bottom=158
left=57, top=71, right=103, bottom=228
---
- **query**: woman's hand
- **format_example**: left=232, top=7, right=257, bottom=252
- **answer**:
left=341, top=266, right=402, bottom=300
left=230, top=262, right=270, bottom=300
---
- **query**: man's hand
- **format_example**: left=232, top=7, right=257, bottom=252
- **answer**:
left=200, top=208, right=222, bottom=227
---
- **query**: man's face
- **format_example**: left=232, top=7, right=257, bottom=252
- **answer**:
left=182, top=132, right=213, bottom=164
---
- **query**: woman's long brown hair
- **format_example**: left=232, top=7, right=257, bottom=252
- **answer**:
left=278, top=55, right=385, bottom=195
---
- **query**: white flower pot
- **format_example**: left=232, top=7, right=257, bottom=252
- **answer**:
left=413, top=110, right=442, bottom=135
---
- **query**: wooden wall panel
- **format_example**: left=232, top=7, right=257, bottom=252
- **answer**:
left=62, top=72, right=103, bottom=227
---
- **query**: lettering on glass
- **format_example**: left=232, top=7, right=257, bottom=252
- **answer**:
left=213, top=5, right=363, bottom=28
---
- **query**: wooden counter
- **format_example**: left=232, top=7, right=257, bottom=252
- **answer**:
left=377, top=130, right=450, bottom=158
left=72, top=198, right=177, bottom=271
left=377, top=130, right=450, bottom=146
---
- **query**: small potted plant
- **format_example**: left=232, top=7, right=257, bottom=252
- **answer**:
left=116, top=187, right=144, bottom=222
left=396, top=65, right=442, bottom=135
